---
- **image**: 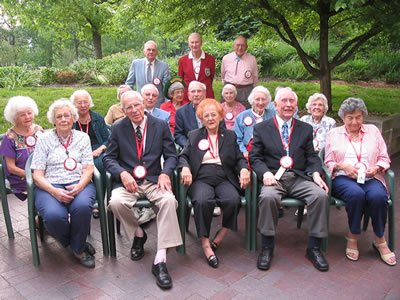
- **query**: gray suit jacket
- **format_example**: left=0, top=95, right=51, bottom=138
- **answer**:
left=125, top=58, right=170, bottom=108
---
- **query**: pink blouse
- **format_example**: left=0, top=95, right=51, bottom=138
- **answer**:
left=324, top=124, right=391, bottom=191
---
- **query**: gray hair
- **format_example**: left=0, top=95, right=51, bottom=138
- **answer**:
left=117, top=85, right=131, bottom=100
left=306, top=93, right=329, bottom=115
left=248, top=86, right=272, bottom=106
left=222, top=84, right=238, bottom=97
left=168, top=82, right=185, bottom=98
left=188, top=81, right=206, bottom=92
left=70, top=89, right=94, bottom=108
left=144, top=40, right=158, bottom=50
left=188, top=32, right=202, bottom=42
left=47, top=98, right=79, bottom=124
left=274, top=85, right=288, bottom=97
left=274, top=87, right=298, bottom=103
left=120, top=91, right=143, bottom=108
left=4, top=96, right=39, bottom=125
left=338, top=97, right=368, bottom=120
left=141, top=83, right=159, bottom=96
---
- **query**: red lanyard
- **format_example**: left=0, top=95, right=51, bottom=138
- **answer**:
left=57, top=133, right=72, bottom=156
left=135, top=121, right=147, bottom=160
left=207, top=132, right=219, bottom=159
left=77, top=115, right=91, bottom=134
left=313, top=127, right=319, bottom=138
left=273, top=116, right=295, bottom=153
left=346, top=133, right=364, bottom=163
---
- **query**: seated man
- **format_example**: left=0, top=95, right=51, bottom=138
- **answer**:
left=141, top=84, right=170, bottom=122
left=249, top=87, right=330, bottom=272
left=103, top=91, right=182, bottom=289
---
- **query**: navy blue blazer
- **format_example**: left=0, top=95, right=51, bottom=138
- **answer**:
left=103, top=114, right=177, bottom=189
left=249, top=118, right=322, bottom=182
left=174, top=103, right=225, bottom=148
left=72, top=110, right=110, bottom=151
left=178, top=127, right=248, bottom=191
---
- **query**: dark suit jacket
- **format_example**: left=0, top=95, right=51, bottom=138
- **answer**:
left=249, top=118, right=322, bottom=182
left=174, top=103, right=226, bottom=148
left=178, top=53, right=215, bottom=101
left=178, top=127, right=248, bottom=191
left=103, top=114, right=177, bottom=189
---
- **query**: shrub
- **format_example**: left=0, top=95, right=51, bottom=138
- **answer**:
left=56, top=70, right=78, bottom=84
left=40, top=67, right=58, bottom=84
left=0, top=65, right=41, bottom=89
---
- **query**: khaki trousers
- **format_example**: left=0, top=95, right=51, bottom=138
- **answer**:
left=108, top=180, right=183, bottom=250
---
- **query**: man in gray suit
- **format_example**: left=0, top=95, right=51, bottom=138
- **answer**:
left=141, top=84, right=170, bottom=123
left=126, top=41, right=170, bottom=108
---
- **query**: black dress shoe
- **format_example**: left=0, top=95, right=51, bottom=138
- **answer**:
left=257, top=248, right=273, bottom=270
left=306, top=247, right=329, bottom=271
left=85, top=242, right=96, bottom=256
left=206, top=254, right=219, bottom=268
left=211, top=229, right=221, bottom=251
left=77, top=252, right=95, bottom=268
left=131, top=229, right=147, bottom=261
left=152, top=262, right=172, bottom=289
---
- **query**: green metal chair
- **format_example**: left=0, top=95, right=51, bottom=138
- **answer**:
left=250, top=171, right=327, bottom=252
left=106, top=169, right=185, bottom=257
left=25, top=153, right=110, bottom=267
left=179, top=173, right=255, bottom=253
left=319, top=148, right=396, bottom=251
left=0, top=150, right=15, bottom=239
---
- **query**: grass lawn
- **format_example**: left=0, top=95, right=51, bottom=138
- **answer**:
left=0, top=80, right=399, bottom=132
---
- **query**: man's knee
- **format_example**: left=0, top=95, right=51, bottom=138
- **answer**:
left=159, top=193, right=178, bottom=210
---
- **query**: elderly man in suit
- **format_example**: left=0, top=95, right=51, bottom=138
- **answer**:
left=103, top=91, right=182, bottom=289
left=249, top=87, right=330, bottom=272
left=141, top=84, right=170, bottom=122
left=178, top=33, right=215, bottom=101
left=125, top=40, right=170, bottom=108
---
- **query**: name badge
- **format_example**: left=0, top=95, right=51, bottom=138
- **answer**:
left=313, top=139, right=319, bottom=150
left=243, top=116, right=253, bottom=126
left=133, top=165, right=147, bottom=179
left=244, top=70, right=252, bottom=78
left=198, top=139, right=209, bottom=151
left=225, top=112, right=234, bottom=120
left=25, top=135, right=37, bottom=147
left=355, top=162, right=367, bottom=184
left=64, top=157, right=77, bottom=171
left=274, top=156, right=294, bottom=180
left=153, top=77, right=161, bottom=86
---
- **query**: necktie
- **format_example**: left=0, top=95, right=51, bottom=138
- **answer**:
left=281, top=122, right=289, bottom=144
left=146, top=63, right=152, bottom=83
left=136, top=126, right=142, bottom=145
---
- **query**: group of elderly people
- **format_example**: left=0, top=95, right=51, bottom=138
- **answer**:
left=0, top=82, right=396, bottom=289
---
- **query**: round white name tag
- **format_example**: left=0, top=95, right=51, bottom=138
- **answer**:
left=225, top=112, right=234, bottom=120
left=153, top=77, right=161, bottom=86
left=245, top=70, right=252, bottom=78
left=313, top=139, right=319, bottom=149
left=133, top=165, right=147, bottom=179
left=198, top=139, right=209, bottom=151
left=243, top=116, right=253, bottom=126
left=25, top=135, right=37, bottom=147
left=64, top=157, right=77, bottom=171
left=194, top=66, right=200, bottom=74
left=280, top=156, right=294, bottom=168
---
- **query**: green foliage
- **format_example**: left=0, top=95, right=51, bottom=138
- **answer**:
left=215, top=16, right=262, bottom=41
left=56, top=71, right=78, bottom=84
left=0, top=65, right=41, bottom=89
left=40, top=68, right=58, bottom=84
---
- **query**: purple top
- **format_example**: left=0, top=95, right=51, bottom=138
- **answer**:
left=0, top=125, right=43, bottom=193
left=221, top=101, right=246, bottom=130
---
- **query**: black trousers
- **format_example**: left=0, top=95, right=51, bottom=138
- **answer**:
left=189, top=164, right=241, bottom=238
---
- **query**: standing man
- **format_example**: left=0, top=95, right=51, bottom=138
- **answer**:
left=103, top=91, right=182, bottom=289
left=249, top=87, right=330, bottom=272
left=221, top=36, right=258, bottom=109
left=178, top=33, right=215, bottom=101
left=141, top=84, right=170, bottom=123
left=125, top=40, right=170, bottom=108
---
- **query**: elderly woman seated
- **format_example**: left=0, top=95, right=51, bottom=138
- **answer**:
left=0, top=96, right=43, bottom=200
left=70, top=89, right=109, bottom=218
left=300, top=93, right=336, bottom=152
left=221, top=84, right=246, bottom=130
left=160, top=76, right=189, bottom=134
left=325, top=97, right=395, bottom=266
left=179, top=99, right=250, bottom=268
left=234, top=86, right=275, bottom=159
left=104, top=85, right=132, bottom=125
left=31, top=99, right=97, bottom=268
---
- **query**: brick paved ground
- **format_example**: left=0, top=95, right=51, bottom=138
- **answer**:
left=1, top=155, right=399, bottom=300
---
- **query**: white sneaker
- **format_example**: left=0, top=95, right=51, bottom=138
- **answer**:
left=213, top=206, right=221, bottom=217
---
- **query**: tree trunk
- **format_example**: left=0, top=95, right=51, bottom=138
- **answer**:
left=319, top=1, right=332, bottom=112
left=92, top=29, right=102, bottom=59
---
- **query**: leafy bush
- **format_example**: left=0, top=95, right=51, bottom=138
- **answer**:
left=270, top=60, right=313, bottom=80
left=56, top=70, right=78, bottom=84
left=40, top=67, right=58, bottom=84
left=0, top=65, right=41, bottom=89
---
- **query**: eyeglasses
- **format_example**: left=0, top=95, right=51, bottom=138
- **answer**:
left=55, top=114, right=72, bottom=120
